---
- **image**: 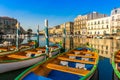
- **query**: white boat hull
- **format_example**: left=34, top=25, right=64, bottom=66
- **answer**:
left=0, top=55, right=46, bottom=73
left=51, top=50, right=59, bottom=56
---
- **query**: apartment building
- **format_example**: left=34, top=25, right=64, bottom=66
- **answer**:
left=74, top=15, right=87, bottom=35
left=47, top=22, right=74, bottom=36
left=87, top=17, right=111, bottom=36
left=110, top=8, right=120, bottom=35
left=60, top=22, right=74, bottom=35
left=74, top=12, right=107, bottom=36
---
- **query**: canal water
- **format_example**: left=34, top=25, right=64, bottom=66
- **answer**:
left=1, top=36, right=120, bottom=80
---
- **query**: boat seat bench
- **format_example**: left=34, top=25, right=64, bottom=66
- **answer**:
left=115, top=59, right=120, bottom=63
left=66, top=54, right=96, bottom=59
left=46, top=63, right=90, bottom=76
left=57, top=57, right=96, bottom=65
left=116, top=55, right=120, bottom=59
left=73, top=50, right=95, bottom=55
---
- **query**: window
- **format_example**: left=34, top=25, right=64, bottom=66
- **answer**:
left=102, top=25, right=104, bottom=29
left=101, top=45, right=104, bottom=49
left=91, top=27, right=93, bottom=29
left=106, top=46, right=108, bottom=50
left=106, top=51, right=108, bottom=54
left=115, top=10, right=117, bottom=14
left=95, top=32, right=96, bottom=34
left=106, top=25, right=109, bottom=29
left=91, top=22, right=93, bottom=25
left=104, top=31, right=106, bottom=34
left=106, top=20, right=108, bottom=23
left=98, top=21, right=100, bottom=24
left=112, top=16, right=114, bottom=21
left=94, top=22, right=96, bottom=25
left=102, top=20, right=104, bottom=24
left=98, top=32, right=100, bottom=34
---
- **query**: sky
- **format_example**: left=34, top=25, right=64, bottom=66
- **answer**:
left=0, top=0, right=120, bottom=32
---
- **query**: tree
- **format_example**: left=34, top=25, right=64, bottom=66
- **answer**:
left=27, top=28, right=33, bottom=41
left=27, top=29, right=33, bottom=34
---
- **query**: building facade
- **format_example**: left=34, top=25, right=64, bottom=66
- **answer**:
left=0, top=16, right=17, bottom=34
left=74, top=15, right=87, bottom=35
left=110, top=8, right=120, bottom=35
left=0, top=16, right=25, bottom=34
left=47, top=22, right=74, bottom=36
left=87, top=17, right=111, bottom=36
left=74, top=12, right=108, bottom=36
left=60, top=22, right=74, bottom=35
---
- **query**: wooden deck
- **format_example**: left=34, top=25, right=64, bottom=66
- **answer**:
left=46, top=63, right=90, bottom=76
left=66, top=54, right=96, bottom=59
left=58, top=57, right=95, bottom=65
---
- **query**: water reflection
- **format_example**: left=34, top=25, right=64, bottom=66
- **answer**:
left=1, top=36, right=118, bottom=80
left=0, top=38, right=24, bottom=46
left=49, top=37, right=120, bottom=80
left=0, top=36, right=34, bottom=46
left=49, top=37, right=120, bottom=59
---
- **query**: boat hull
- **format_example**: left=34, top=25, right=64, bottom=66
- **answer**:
left=51, top=50, right=60, bottom=56
left=0, top=55, right=46, bottom=73
left=113, top=72, right=120, bottom=80
left=112, top=50, right=120, bottom=80
left=0, top=47, right=32, bottom=56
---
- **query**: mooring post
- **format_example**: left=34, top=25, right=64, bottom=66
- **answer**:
left=16, top=22, right=20, bottom=51
left=45, top=19, right=49, bottom=56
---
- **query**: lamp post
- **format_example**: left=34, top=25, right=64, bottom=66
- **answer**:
left=45, top=19, right=49, bottom=55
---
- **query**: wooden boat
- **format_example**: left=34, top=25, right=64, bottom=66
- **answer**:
left=0, top=45, right=61, bottom=73
left=112, top=50, right=120, bottom=80
left=16, top=47, right=99, bottom=80
left=0, top=43, right=33, bottom=55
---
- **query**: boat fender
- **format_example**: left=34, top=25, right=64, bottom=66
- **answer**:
left=76, top=63, right=85, bottom=69
left=37, top=50, right=42, bottom=53
left=35, top=54, right=40, bottom=56
left=85, top=54, right=92, bottom=56
left=26, top=53, right=31, bottom=57
left=82, top=58, right=89, bottom=61
left=60, top=61, right=68, bottom=66
left=69, top=56, right=76, bottom=59
left=49, top=52, right=52, bottom=57
left=74, top=52, right=80, bottom=55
